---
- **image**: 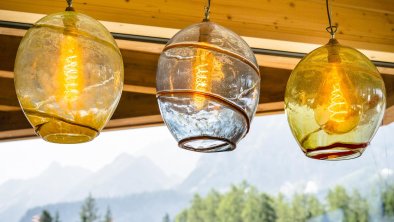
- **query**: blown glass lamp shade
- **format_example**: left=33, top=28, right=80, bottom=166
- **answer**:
left=285, top=39, right=386, bottom=160
left=14, top=11, right=124, bottom=144
left=156, top=21, right=260, bottom=153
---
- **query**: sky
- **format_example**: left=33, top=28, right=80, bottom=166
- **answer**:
left=0, top=114, right=393, bottom=186
left=0, top=124, right=202, bottom=184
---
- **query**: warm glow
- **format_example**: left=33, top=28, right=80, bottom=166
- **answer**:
left=314, top=64, right=360, bottom=134
left=193, top=47, right=223, bottom=109
left=57, top=35, right=83, bottom=105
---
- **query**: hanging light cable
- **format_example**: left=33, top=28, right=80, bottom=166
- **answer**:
left=203, top=0, right=211, bottom=22
left=156, top=0, right=260, bottom=152
left=325, top=0, right=337, bottom=39
left=66, top=0, right=74, bottom=11
left=284, top=0, right=386, bottom=160
left=14, top=0, right=124, bottom=144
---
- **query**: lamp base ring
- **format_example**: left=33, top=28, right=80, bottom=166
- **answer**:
left=304, top=142, right=369, bottom=160
left=179, top=136, right=236, bottom=153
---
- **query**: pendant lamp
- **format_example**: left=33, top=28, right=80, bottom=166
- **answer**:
left=156, top=0, right=260, bottom=152
left=284, top=0, right=386, bottom=160
left=14, top=0, right=124, bottom=144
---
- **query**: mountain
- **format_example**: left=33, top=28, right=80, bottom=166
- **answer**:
left=5, top=115, right=394, bottom=221
left=64, top=153, right=176, bottom=200
left=20, top=190, right=191, bottom=222
left=0, top=163, right=91, bottom=222
left=178, top=115, right=394, bottom=196
left=0, top=154, right=177, bottom=222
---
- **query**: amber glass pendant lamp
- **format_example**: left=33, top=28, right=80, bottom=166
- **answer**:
left=14, top=0, right=124, bottom=144
left=156, top=0, right=261, bottom=152
left=285, top=0, right=386, bottom=160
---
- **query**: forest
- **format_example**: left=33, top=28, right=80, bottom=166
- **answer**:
left=36, top=182, right=394, bottom=222
left=173, top=182, right=394, bottom=222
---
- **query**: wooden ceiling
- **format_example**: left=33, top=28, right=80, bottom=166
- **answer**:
left=0, top=0, right=393, bottom=141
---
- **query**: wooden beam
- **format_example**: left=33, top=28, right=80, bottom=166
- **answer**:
left=383, top=105, right=394, bottom=125
left=0, top=25, right=392, bottom=140
left=0, top=0, right=392, bottom=53
left=257, top=102, right=284, bottom=113
left=0, top=8, right=393, bottom=63
left=0, top=105, right=20, bottom=111
left=105, top=115, right=163, bottom=130
left=123, top=85, right=156, bottom=95
left=0, top=30, right=392, bottom=104
left=0, top=115, right=166, bottom=141
left=0, top=128, right=35, bottom=141
left=0, top=70, right=14, bottom=79
left=1, top=24, right=393, bottom=77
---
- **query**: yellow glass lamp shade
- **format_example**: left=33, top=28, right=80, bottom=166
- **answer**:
left=14, top=11, right=124, bottom=144
left=156, top=21, right=260, bottom=152
left=285, top=39, right=386, bottom=160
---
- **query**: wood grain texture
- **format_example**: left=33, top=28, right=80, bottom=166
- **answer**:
left=0, top=0, right=393, bottom=52
left=1, top=10, right=393, bottom=63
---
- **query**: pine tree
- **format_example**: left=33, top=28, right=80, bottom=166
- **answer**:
left=306, top=194, right=325, bottom=219
left=241, top=186, right=262, bottom=222
left=216, top=183, right=247, bottom=222
left=175, top=210, right=188, bottom=222
left=260, top=193, right=277, bottom=222
left=327, top=185, right=349, bottom=221
left=187, top=194, right=205, bottom=222
left=103, top=206, right=112, bottom=222
left=290, top=193, right=309, bottom=222
left=327, top=186, right=350, bottom=211
left=80, top=194, right=99, bottom=222
left=39, top=210, right=53, bottom=222
left=347, top=190, right=369, bottom=222
left=200, top=190, right=221, bottom=221
left=54, top=211, right=61, bottom=222
left=383, top=185, right=394, bottom=217
left=163, top=213, right=171, bottom=222
left=275, top=193, right=292, bottom=222
left=241, top=187, right=276, bottom=222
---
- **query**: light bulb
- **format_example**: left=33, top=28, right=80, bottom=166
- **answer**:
left=57, top=35, right=83, bottom=106
left=314, top=63, right=361, bottom=134
left=192, top=46, right=223, bottom=109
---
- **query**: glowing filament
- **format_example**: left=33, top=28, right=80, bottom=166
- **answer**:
left=314, top=65, right=360, bottom=134
left=193, top=47, right=223, bottom=109
left=328, top=81, right=348, bottom=123
left=58, top=35, right=83, bottom=104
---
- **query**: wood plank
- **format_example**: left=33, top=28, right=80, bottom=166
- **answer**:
left=0, top=105, right=20, bottom=111
left=382, top=75, right=394, bottom=108
left=0, top=0, right=392, bottom=48
left=0, top=115, right=165, bottom=141
left=1, top=16, right=393, bottom=64
left=123, top=85, right=156, bottom=95
left=0, top=70, right=14, bottom=79
left=105, top=115, right=163, bottom=130
left=383, top=105, right=394, bottom=125
left=331, top=0, right=394, bottom=14
left=0, top=31, right=393, bottom=106
left=259, top=67, right=291, bottom=103
left=0, top=0, right=393, bottom=54
left=0, top=99, right=291, bottom=141
left=0, top=34, right=19, bottom=72
left=0, top=128, right=35, bottom=141
left=0, top=77, right=20, bottom=107
left=121, top=50, right=158, bottom=88
left=256, top=102, right=284, bottom=115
